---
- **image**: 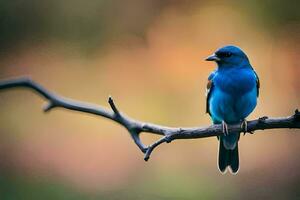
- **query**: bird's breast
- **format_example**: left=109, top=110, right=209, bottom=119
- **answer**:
left=214, top=68, right=256, bottom=96
left=209, top=68, right=257, bottom=123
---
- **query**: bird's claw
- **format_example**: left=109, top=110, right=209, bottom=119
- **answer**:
left=241, top=120, right=248, bottom=135
left=222, top=121, right=229, bottom=136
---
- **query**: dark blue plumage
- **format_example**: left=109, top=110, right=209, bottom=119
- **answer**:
left=205, top=45, right=259, bottom=174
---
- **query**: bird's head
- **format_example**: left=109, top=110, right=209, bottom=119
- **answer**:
left=205, top=45, right=250, bottom=68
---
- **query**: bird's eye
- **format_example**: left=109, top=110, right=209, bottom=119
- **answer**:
left=216, top=52, right=232, bottom=58
left=224, top=52, right=232, bottom=57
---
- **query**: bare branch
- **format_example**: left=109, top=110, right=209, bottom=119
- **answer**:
left=0, top=77, right=299, bottom=161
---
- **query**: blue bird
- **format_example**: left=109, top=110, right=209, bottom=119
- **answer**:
left=205, top=45, right=260, bottom=174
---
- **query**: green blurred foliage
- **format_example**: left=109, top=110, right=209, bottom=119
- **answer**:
left=0, top=0, right=169, bottom=53
left=0, top=171, right=224, bottom=200
left=237, top=0, right=300, bottom=27
left=1, top=0, right=299, bottom=53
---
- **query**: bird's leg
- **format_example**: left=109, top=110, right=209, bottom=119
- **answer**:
left=241, top=119, right=248, bottom=135
left=222, top=120, right=229, bottom=136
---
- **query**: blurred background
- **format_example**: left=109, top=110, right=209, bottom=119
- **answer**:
left=0, top=0, right=299, bottom=199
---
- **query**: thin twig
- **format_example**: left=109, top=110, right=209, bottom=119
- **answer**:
left=0, top=77, right=299, bottom=161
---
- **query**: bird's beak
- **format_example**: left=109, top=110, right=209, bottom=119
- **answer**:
left=205, top=54, right=221, bottom=62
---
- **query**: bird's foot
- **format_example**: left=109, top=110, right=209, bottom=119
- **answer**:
left=241, top=119, right=248, bottom=135
left=222, top=121, right=229, bottom=136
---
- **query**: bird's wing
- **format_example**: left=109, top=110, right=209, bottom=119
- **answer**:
left=206, top=71, right=216, bottom=115
left=253, top=70, right=260, bottom=97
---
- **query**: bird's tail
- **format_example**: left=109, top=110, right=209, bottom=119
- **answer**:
left=218, top=134, right=239, bottom=174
